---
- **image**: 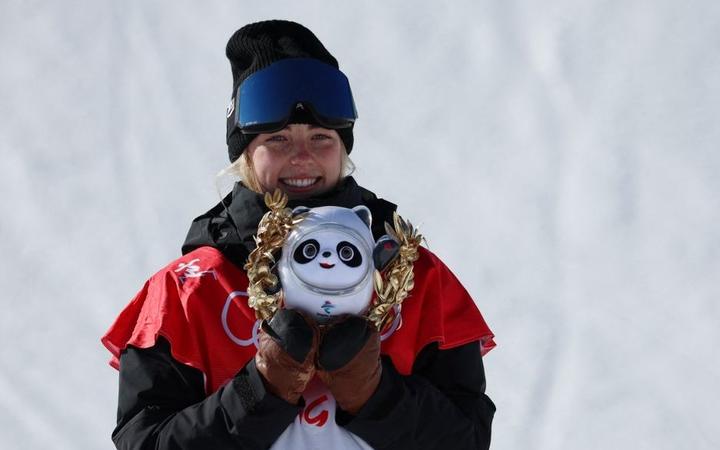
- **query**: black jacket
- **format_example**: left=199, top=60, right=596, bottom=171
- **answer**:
left=112, top=178, right=495, bottom=449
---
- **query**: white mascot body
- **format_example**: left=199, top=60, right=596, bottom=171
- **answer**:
left=278, top=205, right=376, bottom=323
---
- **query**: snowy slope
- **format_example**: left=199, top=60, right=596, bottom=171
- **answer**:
left=1, top=1, right=719, bottom=448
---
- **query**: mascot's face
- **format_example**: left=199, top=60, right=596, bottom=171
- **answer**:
left=291, top=229, right=368, bottom=290
left=278, top=206, right=375, bottom=322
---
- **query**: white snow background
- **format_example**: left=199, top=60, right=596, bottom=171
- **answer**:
left=1, top=1, right=719, bottom=449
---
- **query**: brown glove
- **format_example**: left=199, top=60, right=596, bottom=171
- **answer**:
left=254, top=309, right=319, bottom=405
left=317, top=316, right=382, bottom=415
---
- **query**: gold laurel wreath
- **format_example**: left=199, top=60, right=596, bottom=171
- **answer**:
left=244, top=189, right=422, bottom=330
left=243, top=190, right=302, bottom=321
left=367, top=213, right=422, bottom=331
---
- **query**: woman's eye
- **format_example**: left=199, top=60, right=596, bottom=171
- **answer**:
left=266, top=135, right=287, bottom=142
left=311, top=133, right=332, bottom=141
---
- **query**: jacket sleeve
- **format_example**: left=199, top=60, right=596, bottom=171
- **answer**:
left=339, top=340, right=495, bottom=450
left=112, top=336, right=300, bottom=450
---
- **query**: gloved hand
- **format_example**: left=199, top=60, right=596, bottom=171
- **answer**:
left=317, top=315, right=382, bottom=415
left=254, top=309, right=319, bottom=405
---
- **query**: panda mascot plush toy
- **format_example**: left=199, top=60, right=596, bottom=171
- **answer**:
left=278, top=205, right=386, bottom=323
left=245, top=191, right=417, bottom=329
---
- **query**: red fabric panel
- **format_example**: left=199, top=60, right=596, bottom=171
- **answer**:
left=379, top=248, right=495, bottom=375
left=102, top=246, right=495, bottom=393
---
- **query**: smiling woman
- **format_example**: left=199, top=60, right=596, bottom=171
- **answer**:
left=102, top=19, right=496, bottom=450
left=225, top=123, right=355, bottom=199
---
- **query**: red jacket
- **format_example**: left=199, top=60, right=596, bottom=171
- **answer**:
left=103, top=246, right=495, bottom=394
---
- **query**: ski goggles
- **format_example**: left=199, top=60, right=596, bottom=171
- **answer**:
left=229, top=58, right=358, bottom=135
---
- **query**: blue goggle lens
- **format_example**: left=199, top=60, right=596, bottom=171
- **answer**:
left=233, top=58, right=357, bottom=134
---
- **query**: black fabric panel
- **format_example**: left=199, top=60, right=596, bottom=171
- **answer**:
left=112, top=337, right=300, bottom=450
left=340, top=341, right=495, bottom=450
left=181, top=177, right=397, bottom=269
left=113, top=338, right=494, bottom=449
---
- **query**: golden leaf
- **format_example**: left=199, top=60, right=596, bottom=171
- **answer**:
left=367, top=211, right=421, bottom=331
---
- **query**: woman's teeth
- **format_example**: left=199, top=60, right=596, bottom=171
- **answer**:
left=282, top=178, right=318, bottom=188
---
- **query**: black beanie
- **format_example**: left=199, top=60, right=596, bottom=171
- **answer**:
left=226, top=20, right=355, bottom=162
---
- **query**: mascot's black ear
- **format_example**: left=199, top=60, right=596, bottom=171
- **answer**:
left=352, top=205, right=372, bottom=228
left=291, top=206, right=311, bottom=217
left=265, top=266, right=282, bottom=295
left=265, top=280, right=282, bottom=295
left=373, top=235, right=400, bottom=271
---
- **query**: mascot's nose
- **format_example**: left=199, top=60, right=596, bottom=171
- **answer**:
left=322, top=251, right=331, bottom=258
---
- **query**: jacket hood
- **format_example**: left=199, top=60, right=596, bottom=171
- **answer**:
left=181, top=177, right=397, bottom=269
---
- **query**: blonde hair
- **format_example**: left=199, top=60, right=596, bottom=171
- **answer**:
left=217, top=143, right=355, bottom=194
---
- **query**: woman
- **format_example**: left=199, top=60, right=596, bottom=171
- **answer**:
left=103, top=20, right=496, bottom=450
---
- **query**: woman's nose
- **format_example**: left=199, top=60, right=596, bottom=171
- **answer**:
left=289, top=143, right=312, bottom=164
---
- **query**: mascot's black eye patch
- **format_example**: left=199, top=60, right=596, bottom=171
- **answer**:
left=337, top=241, right=362, bottom=267
left=294, top=239, right=320, bottom=264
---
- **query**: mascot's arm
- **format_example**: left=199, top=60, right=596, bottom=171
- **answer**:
left=339, top=340, right=495, bottom=450
left=112, top=336, right=299, bottom=450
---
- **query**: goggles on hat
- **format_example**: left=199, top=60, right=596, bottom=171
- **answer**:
left=230, top=58, right=358, bottom=135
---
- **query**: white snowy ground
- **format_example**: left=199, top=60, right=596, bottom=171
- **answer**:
left=1, top=1, right=719, bottom=449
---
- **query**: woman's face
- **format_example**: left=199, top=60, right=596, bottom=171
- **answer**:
left=246, top=124, right=344, bottom=199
